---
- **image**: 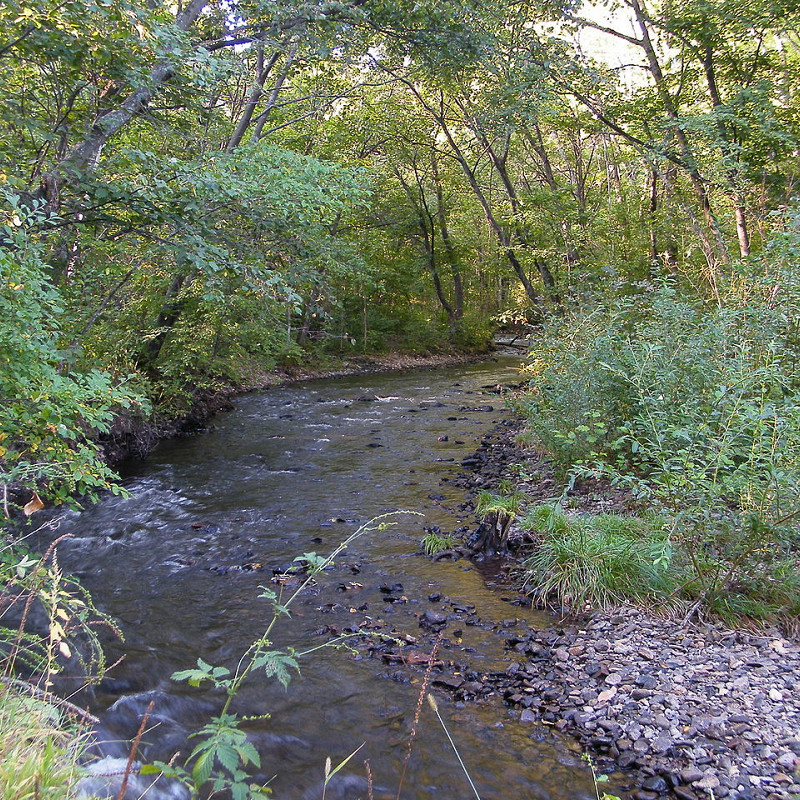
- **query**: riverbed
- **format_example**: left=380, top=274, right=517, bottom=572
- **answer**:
left=49, top=357, right=600, bottom=800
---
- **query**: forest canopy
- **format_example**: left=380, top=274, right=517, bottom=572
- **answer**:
left=1, top=0, right=800, bottom=504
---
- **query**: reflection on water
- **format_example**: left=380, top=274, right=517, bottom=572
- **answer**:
left=47, top=358, right=597, bottom=800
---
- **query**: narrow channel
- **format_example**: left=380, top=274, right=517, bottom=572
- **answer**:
left=50, top=357, right=597, bottom=800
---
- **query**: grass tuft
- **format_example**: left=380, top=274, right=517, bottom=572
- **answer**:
left=0, top=683, right=89, bottom=800
left=519, top=505, right=674, bottom=612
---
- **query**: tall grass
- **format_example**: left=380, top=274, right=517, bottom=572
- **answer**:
left=0, top=683, right=89, bottom=800
left=519, top=505, right=674, bottom=611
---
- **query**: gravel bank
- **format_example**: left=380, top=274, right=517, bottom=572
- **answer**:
left=499, top=608, right=800, bottom=800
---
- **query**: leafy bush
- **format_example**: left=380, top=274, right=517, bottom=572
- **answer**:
left=0, top=195, right=147, bottom=506
left=519, top=505, right=674, bottom=611
left=514, top=273, right=800, bottom=623
left=0, top=523, right=122, bottom=800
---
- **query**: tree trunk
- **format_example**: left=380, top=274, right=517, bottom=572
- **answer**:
left=629, top=0, right=730, bottom=271
left=249, top=41, right=299, bottom=142
left=390, top=77, right=542, bottom=308
left=648, top=166, right=659, bottom=275
left=142, top=273, right=188, bottom=368
left=700, top=45, right=750, bottom=258
left=395, top=167, right=456, bottom=326
left=431, top=152, right=464, bottom=323
left=38, top=0, right=208, bottom=206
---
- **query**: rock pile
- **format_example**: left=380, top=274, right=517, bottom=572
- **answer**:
left=497, top=607, right=800, bottom=800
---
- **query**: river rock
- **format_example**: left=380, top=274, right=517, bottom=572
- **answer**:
left=420, top=610, right=448, bottom=630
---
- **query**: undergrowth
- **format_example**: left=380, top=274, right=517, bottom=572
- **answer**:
left=511, top=272, right=800, bottom=626
left=0, top=683, right=89, bottom=800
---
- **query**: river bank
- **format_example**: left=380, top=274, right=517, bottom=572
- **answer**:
left=18, top=355, right=799, bottom=800
left=33, top=355, right=610, bottom=800
left=444, top=421, right=800, bottom=800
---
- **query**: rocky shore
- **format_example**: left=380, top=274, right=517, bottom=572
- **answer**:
left=407, top=420, right=800, bottom=800
left=498, top=608, right=800, bottom=800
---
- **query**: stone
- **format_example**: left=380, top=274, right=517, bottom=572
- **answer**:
left=642, top=776, right=669, bottom=792
left=420, top=611, right=447, bottom=629
left=598, top=688, right=618, bottom=704
left=674, top=787, right=698, bottom=800
left=651, top=734, right=673, bottom=754
left=681, top=769, right=705, bottom=784
left=693, top=775, right=721, bottom=791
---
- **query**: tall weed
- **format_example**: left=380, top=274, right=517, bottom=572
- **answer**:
left=516, top=277, right=800, bottom=622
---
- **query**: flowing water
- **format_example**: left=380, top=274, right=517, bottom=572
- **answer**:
left=47, top=357, right=598, bottom=800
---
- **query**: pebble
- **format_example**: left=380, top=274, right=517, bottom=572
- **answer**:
left=490, top=605, right=800, bottom=800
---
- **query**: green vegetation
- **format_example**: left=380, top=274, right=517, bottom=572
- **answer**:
left=1, top=0, right=799, bottom=508
left=1, top=0, right=800, bottom=789
left=422, top=529, right=459, bottom=555
left=513, top=272, right=800, bottom=624
left=0, top=522, right=121, bottom=800
left=520, top=505, right=673, bottom=611
left=0, top=684, right=89, bottom=800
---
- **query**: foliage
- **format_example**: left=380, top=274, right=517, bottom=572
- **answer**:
left=422, top=529, right=458, bottom=555
left=516, top=271, right=800, bottom=622
left=0, top=195, right=147, bottom=506
left=519, top=504, right=674, bottom=611
left=0, top=519, right=123, bottom=800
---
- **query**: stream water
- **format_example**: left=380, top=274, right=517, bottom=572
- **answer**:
left=47, top=356, right=598, bottom=800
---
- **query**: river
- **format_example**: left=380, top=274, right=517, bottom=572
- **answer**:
left=49, top=356, right=597, bottom=800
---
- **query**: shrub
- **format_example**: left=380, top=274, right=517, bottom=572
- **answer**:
left=515, top=274, right=800, bottom=623
left=0, top=195, right=147, bottom=506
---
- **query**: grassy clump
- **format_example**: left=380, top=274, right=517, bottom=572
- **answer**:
left=422, top=529, right=459, bottom=555
left=519, top=505, right=674, bottom=611
left=0, top=684, right=88, bottom=800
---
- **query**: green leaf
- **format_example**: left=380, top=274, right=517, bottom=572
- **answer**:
left=192, top=749, right=213, bottom=787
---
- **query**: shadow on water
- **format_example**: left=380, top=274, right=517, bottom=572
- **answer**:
left=46, top=357, right=601, bottom=800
